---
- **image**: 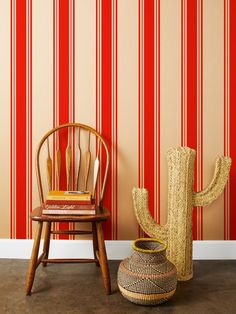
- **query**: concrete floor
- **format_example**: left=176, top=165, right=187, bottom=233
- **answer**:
left=0, top=260, right=235, bottom=314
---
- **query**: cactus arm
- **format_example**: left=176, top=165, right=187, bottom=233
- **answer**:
left=132, top=188, right=168, bottom=242
left=193, top=156, right=231, bottom=207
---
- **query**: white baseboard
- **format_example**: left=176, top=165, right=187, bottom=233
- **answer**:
left=0, top=239, right=236, bottom=260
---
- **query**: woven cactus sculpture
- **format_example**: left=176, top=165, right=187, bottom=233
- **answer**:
left=132, top=147, right=231, bottom=281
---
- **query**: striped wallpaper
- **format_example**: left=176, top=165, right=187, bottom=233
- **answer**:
left=0, top=0, right=235, bottom=240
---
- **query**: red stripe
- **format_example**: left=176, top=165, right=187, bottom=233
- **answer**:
left=144, top=0, right=155, bottom=219
left=115, top=0, right=118, bottom=240
left=101, top=0, right=112, bottom=240
left=138, top=0, right=141, bottom=190
left=10, top=0, right=13, bottom=239
left=200, top=0, right=203, bottom=240
left=29, top=0, right=33, bottom=238
left=157, top=0, right=161, bottom=223
left=187, top=0, right=198, bottom=240
left=230, top=0, right=236, bottom=239
left=15, top=0, right=27, bottom=239
left=138, top=0, right=141, bottom=238
left=59, top=0, right=70, bottom=239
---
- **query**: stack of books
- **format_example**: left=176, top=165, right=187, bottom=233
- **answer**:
left=42, top=190, right=96, bottom=215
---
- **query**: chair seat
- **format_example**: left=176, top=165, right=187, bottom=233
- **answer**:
left=31, top=206, right=110, bottom=222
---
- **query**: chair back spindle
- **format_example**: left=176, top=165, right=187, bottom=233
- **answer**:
left=84, top=131, right=91, bottom=191
left=56, top=133, right=61, bottom=190
left=76, top=127, right=81, bottom=190
left=66, top=128, right=72, bottom=190
left=46, top=138, right=52, bottom=191
left=36, top=123, right=109, bottom=206
left=93, top=140, right=100, bottom=198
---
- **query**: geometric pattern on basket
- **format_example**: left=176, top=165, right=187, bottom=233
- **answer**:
left=118, top=267, right=176, bottom=294
left=131, top=251, right=166, bottom=265
left=118, top=284, right=176, bottom=305
left=120, top=261, right=177, bottom=280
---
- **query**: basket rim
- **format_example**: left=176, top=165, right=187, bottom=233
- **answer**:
left=132, top=238, right=167, bottom=254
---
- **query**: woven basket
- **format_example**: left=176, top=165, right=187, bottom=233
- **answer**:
left=117, top=238, right=177, bottom=305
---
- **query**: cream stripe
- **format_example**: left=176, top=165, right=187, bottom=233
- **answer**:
left=182, top=0, right=188, bottom=146
left=0, top=0, right=11, bottom=238
left=69, top=0, right=74, bottom=123
left=160, top=0, right=181, bottom=225
left=139, top=0, right=144, bottom=238
left=139, top=0, right=144, bottom=188
left=26, top=0, right=32, bottom=239
left=75, top=0, right=96, bottom=238
left=224, top=0, right=230, bottom=240
left=196, top=0, right=203, bottom=240
left=99, top=0, right=102, bottom=134
left=154, top=0, right=160, bottom=223
left=111, top=0, right=117, bottom=239
left=74, top=0, right=96, bottom=125
left=117, top=0, right=139, bottom=240
left=32, top=0, right=54, bottom=237
left=68, top=0, right=74, bottom=236
left=202, top=0, right=224, bottom=240
left=96, top=0, right=102, bottom=201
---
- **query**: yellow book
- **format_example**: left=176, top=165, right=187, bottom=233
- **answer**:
left=47, top=190, right=92, bottom=201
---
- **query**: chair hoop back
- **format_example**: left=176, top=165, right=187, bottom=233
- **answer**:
left=35, top=123, right=110, bottom=206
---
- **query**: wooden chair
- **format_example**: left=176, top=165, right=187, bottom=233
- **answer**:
left=25, top=123, right=111, bottom=295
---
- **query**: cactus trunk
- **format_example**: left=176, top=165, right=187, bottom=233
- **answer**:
left=166, top=147, right=195, bottom=280
left=133, top=147, right=231, bottom=281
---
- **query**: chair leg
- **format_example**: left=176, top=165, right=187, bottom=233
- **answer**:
left=42, top=222, right=51, bottom=267
left=92, top=222, right=99, bottom=267
left=25, top=221, right=43, bottom=295
left=96, top=222, right=111, bottom=295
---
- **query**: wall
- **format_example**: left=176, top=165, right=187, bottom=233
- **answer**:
left=0, top=0, right=235, bottom=240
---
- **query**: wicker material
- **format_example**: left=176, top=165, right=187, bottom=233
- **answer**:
left=117, top=238, right=177, bottom=306
left=132, top=147, right=231, bottom=281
